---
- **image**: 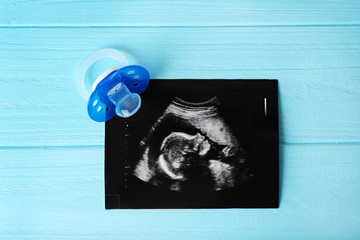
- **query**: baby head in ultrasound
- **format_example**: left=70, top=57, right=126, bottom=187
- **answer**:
left=133, top=97, right=251, bottom=192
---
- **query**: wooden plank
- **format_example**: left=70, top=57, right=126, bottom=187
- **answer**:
left=0, top=0, right=360, bottom=27
left=0, top=26, right=360, bottom=146
left=0, top=144, right=359, bottom=239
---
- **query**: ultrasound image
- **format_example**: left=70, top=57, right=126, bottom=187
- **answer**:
left=105, top=80, right=279, bottom=209
left=134, top=97, right=251, bottom=192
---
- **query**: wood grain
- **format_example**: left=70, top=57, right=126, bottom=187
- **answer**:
left=1, top=0, right=360, bottom=238
left=1, top=0, right=359, bottom=27
left=1, top=26, right=360, bottom=147
left=1, top=144, right=359, bottom=239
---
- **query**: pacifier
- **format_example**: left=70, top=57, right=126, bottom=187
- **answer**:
left=76, top=49, right=150, bottom=122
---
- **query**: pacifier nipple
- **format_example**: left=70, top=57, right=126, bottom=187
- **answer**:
left=107, top=82, right=141, bottom=118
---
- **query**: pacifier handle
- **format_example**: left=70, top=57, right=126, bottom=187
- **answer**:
left=76, top=49, right=129, bottom=99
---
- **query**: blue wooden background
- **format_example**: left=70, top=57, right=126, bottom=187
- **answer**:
left=1, top=1, right=360, bottom=239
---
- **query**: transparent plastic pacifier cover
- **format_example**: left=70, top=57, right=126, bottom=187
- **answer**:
left=76, top=48, right=129, bottom=100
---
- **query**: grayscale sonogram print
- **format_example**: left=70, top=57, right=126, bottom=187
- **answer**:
left=134, top=97, right=250, bottom=192
left=105, top=80, right=279, bottom=209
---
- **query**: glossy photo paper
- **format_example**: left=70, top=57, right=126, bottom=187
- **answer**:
left=105, top=80, right=278, bottom=209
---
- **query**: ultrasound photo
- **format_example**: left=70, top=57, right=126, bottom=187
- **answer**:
left=105, top=80, right=278, bottom=209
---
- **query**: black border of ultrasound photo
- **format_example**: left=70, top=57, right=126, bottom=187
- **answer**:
left=105, top=79, right=279, bottom=209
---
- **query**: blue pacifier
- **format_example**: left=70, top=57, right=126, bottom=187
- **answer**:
left=76, top=49, right=150, bottom=122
